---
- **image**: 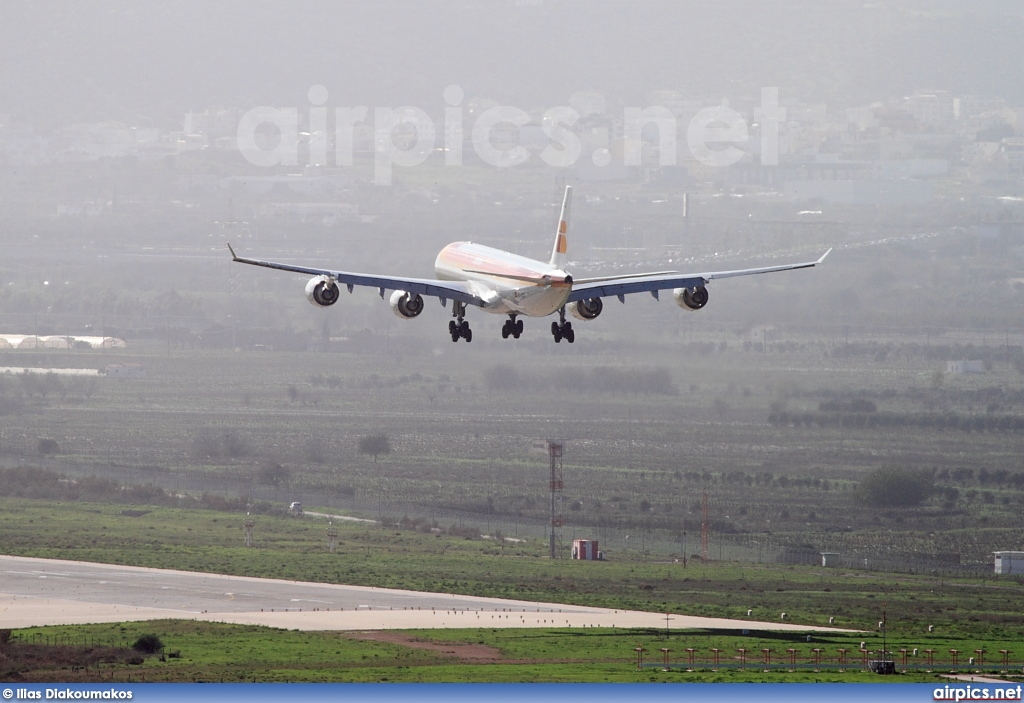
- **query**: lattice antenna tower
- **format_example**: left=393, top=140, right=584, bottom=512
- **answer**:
left=701, top=488, right=709, bottom=562
left=547, top=440, right=565, bottom=559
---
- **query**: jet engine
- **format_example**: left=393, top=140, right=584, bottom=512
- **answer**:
left=305, top=276, right=340, bottom=307
left=569, top=297, right=603, bottom=321
left=673, top=285, right=709, bottom=311
left=389, top=290, right=425, bottom=319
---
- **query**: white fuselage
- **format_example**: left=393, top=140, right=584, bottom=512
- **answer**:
left=434, top=241, right=572, bottom=317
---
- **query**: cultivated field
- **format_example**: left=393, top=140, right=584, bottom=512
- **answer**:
left=1, top=328, right=1022, bottom=571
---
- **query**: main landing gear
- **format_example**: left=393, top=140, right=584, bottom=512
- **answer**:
left=449, top=302, right=472, bottom=342
left=551, top=307, right=574, bottom=344
left=501, top=315, right=523, bottom=339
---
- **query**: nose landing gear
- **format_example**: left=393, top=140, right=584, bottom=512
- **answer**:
left=501, top=316, right=523, bottom=339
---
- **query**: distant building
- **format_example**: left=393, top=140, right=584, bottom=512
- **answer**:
left=1003, top=138, right=1024, bottom=173
left=821, top=552, right=840, bottom=567
left=569, top=90, right=607, bottom=119
left=946, top=360, right=985, bottom=374
left=904, top=90, right=956, bottom=128
left=0, top=335, right=125, bottom=350
left=994, top=551, right=1024, bottom=575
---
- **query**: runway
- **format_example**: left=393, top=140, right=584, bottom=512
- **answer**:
left=0, top=555, right=848, bottom=633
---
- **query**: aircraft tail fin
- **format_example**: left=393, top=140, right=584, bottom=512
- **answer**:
left=549, top=185, right=572, bottom=269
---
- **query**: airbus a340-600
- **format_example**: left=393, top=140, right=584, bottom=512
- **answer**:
left=228, top=187, right=830, bottom=344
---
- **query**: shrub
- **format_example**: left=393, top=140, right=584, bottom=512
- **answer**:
left=37, top=438, right=60, bottom=455
left=132, top=634, right=163, bottom=654
left=190, top=429, right=247, bottom=460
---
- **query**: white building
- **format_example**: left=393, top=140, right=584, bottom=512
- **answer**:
left=994, top=551, right=1024, bottom=575
left=821, top=552, right=840, bottom=568
left=946, top=360, right=985, bottom=374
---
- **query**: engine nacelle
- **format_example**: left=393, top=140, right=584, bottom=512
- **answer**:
left=389, top=290, right=425, bottom=319
left=673, top=285, right=709, bottom=311
left=305, top=276, right=340, bottom=307
left=569, top=297, right=603, bottom=321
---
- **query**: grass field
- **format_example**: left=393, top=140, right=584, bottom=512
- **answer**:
left=1, top=498, right=1023, bottom=682
left=4, top=620, right=1017, bottom=683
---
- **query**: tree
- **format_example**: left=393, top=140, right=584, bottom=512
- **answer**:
left=857, top=467, right=934, bottom=508
left=257, top=461, right=291, bottom=486
left=358, top=434, right=391, bottom=462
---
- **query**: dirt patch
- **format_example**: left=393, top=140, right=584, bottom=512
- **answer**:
left=348, top=631, right=503, bottom=661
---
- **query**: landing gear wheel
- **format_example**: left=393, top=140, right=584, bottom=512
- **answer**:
left=503, top=317, right=521, bottom=340
left=449, top=301, right=471, bottom=343
left=551, top=315, right=574, bottom=343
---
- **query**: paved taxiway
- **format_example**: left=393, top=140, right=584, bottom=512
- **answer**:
left=0, top=555, right=849, bottom=632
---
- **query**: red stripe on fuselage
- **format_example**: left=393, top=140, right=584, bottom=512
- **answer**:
left=435, top=242, right=553, bottom=282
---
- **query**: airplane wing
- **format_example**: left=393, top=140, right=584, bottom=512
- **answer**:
left=228, top=244, right=484, bottom=307
left=566, top=249, right=831, bottom=303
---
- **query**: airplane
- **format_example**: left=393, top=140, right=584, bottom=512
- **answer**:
left=228, top=186, right=830, bottom=344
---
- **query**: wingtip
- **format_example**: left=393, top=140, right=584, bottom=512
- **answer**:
left=817, top=247, right=833, bottom=265
left=227, top=243, right=238, bottom=260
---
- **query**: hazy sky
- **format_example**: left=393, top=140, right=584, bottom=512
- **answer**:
left=2, top=1, right=1024, bottom=127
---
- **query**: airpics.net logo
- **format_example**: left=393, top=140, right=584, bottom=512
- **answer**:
left=236, top=85, right=786, bottom=185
